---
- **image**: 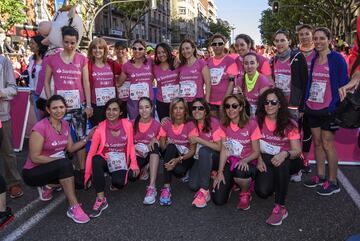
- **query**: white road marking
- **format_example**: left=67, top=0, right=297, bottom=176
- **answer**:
left=337, top=169, right=360, bottom=210
left=13, top=198, right=41, bottom=219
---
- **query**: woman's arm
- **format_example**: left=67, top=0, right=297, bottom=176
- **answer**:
left=82, top=64, right=93, bottom=117
left=29, top=132, right=57, bottom=164
left=44, top=65, right=53, bottom=99
left=241, top=139, right=260, bottom=164
left=202, top=65, right=211, bottom=102
left=117, top=71, right=127, bottom=87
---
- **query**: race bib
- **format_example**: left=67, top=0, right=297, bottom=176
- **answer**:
left=308, top=81, right=326, bottom=103
left=49, top=151, right=66, bottom=159
left=57, top=89, right=80, bottom=110
left=135, top=143, right=149, bottom=158
left=179, top=81, right=197, bottom=98
left=117, top=81, right=130, bottom=99
left=130, top=82, right=150, bottom=100
left=275, top=74, right=291, bottom=95
left=223, top=139, right=243, bottom=157
left=210, top=68, right=225, bottom=85
left=95, top=87, right=116, bottom=106
left=106, top=152, right=127, bottom=172
left=175, top=144, right=189, bottom=155
left=161, top=84, right=179, bottom=103
left=194, top=144, right=203, bottom=159
left=260, top=140, right=281, bottom=155
left=250, top=104, right=257, bottom=116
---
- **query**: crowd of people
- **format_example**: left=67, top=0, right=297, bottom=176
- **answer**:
left=0, top=21, right=359, bottom=230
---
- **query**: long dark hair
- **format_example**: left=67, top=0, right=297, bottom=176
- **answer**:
left=192, top=98, right=212, bottom=133
left=104, top=98, right=123, bottom=121
left=154, top=42, right=175, bottom=70
left=256, top=88, right=294, bottom=137
left=221, top=94, right=249, bottom=128
left=31, top=35, right=48, bottom=61
left=235, top=34, right=255, bottom=51
left=133, top=97, right=153, bottom=134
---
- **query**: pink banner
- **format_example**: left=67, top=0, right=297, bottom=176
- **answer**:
left=10, top=88, right=30, bottom=152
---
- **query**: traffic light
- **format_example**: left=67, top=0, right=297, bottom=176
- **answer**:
left=272, top=1, right=279, bottom=13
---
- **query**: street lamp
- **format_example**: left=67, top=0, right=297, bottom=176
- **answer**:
left=230, top=24, right=236, bottom=44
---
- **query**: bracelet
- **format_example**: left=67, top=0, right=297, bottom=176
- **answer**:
left=86, top=105, right=93, bottom=109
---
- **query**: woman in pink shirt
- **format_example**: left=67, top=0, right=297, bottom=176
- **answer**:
left=153, top=42, right=179, bottom=121
left=85, top=98, right=139, bottom=218
left=87, top=38, right=116, bottom=126
left=117, top=39, right=154, bottom=119
left=178, top=39, right=211, bottom=108
left=158, top=98, right=198, bottom=206
left=22, top=95, right=93, bottom=224
left=133, top=97, right=161, bottom=205
left=255, top=88, right=303, bottom=226
left=212, top=94, right=261, bottom=210
left=188, top=98, right=225, bottom=208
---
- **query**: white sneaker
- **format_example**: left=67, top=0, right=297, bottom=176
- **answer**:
left=143, top=186, right=157, bottom=205
left=290, top=170, right=302, bottom=183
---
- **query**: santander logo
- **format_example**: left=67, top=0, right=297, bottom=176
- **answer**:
left=56, top=69, right=62, bottom=74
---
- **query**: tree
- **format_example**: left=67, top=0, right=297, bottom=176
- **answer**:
left=0, top=0, right=27, bottom=32
left=209, top=19, right=231, bottom=40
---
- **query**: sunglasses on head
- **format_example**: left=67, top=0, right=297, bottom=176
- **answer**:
left=265, top=100, right=279, bottom=106
left=132, top=47, right=144, bottom=51
left=224, top=103, right=240, bottom=109
left=211, top=42, right=224, bottom=47
left=192, top=106, right=205, bottom=111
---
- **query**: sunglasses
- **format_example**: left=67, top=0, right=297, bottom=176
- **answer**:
left=265, top=100, right=279, bottom=106
left=192, top=106, right=205, bottom=111
left=224, top=103, right=240, bottom=109
left=211, top=42, right=224, bottom=47
left=132, top=47, right=144, bottom=51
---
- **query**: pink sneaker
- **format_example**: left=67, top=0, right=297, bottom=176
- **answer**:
left=237, top=192, right=251, bottom=210
left=266, top=204, right=288, bottom=226
left=192, top=188, right=210, bottom=208
left=37, top=185, right=54, bottom=201
left=67, top=204, right=90, bottom=224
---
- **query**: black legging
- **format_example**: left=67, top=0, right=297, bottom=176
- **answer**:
left=22, top=158, right=74, bottom=187
left=0, top=174, right=6, bottom=194
left=90, top=104, right=106, bottom=127
left=156, top=100, right=170, bottom=121
left=255, top=153, right=304, bottom=206
left=163, top=144, right=194, bottom=184
left=211, top=161, right=257, bottom=205
left=299, top=114, right=312, bottom=153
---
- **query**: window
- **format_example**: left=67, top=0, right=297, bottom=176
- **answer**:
left=178, top=7, right=186, bottom=15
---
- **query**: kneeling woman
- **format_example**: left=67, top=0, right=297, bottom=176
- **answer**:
left=84, top=98, right=139, bottom=218
left=188, top=98, right=225, bottom=208
left=255, top=88, right=303, bottom=226
left=133, top=97, right=161, bottom=205
left=23, top=95, right=92, bottom=224
left=212, top=94, right=261, bottom=210
left=158, top=98, right=198, bottom=206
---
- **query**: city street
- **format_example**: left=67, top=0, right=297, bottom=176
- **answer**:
left=0, top=140, right=360, bottom=241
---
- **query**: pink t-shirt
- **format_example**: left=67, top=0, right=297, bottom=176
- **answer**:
left=122, top=59, right=154, bottom=101
left=24, top=118, right=70, bottom=169
left=153, top=65, right=179, bottom=103
left=303, top=49, right=316, bottom=72
left=178, top=59, right=207, bottom=102
left=133, top=119, right=161, bottom=145
left=197, top=117, right=225, bottom=142
left=48, top=52, right=87, bottom=105
left=103, top=122, right=128, bottom=154
left=91, top=63, right=115, bottom=105
left=208, top=55, right=238, bottom=105
left=274, top=58, right=291, bottom=100
left=159, top=121, right=198, bottom=148
left=306, top=62, right=332, bottom=110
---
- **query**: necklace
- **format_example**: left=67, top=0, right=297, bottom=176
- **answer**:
left=48, top=118, right=62, bottom=135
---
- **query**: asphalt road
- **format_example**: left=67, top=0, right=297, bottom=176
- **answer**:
left=1, top=140, right=360, bottom=241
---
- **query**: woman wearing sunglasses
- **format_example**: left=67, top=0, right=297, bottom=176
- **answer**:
left=178, top=39, right=211, bottom=109
left=207, top=33, right=238, bottom=117
left=188, top=98, right=225, bottom=208
left=153, top=42, right=179, bottom=121
left=212, top=94, right=261, bottom=210
left=117, top=39, right=154, bottom=119
left=255, top=88, right=303, bottom=226
left=158, top=98, right=198, bottom=206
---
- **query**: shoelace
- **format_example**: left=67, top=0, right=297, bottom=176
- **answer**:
left=322, top=181, right=330, bottom=190
left=72, top=204, right=84, bottom=215
left=239, top=192, right=250, bottom=201
left=194, top=190, right=205, bottom=200
left=93, top=199, right=103, bottom=210
left=146, top=187, right=155, bottom=196
left=272, top=205, right=281, bottom=214
left=161, top=188, right=170, bottom=198
left=311, top=175, right=320, bottom=184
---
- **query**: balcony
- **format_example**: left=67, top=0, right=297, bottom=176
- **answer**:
left=149, top=17, right=161, bottom=27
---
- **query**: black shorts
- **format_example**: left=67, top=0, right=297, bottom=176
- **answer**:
left=305, top=107, right=339, bottom=132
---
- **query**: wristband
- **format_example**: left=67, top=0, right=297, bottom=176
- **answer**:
left=228, top=76, right=235, bottom=82
left=86, top=105, right=93, bottom=109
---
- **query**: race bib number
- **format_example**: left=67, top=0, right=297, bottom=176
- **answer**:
left=161, top=84, right=179, bottom=103
left=135, top=143, right=149, bottom=158
left=49, top=151, right=65, bottom=159
left=130, top=82, right=150, bottom=100
left=275, top=74, right=291, bottom=95
left=308, top=81, right=326, bottom=103
left=223, top=139, right=243, bottom=157
left=210, top=68, right=225, bottom=85
left=117, top=81, right=130, bottom=99
left=95, top=87, right=116, bottom=106
left=260, top=140, right=281, bottom=155
left=175, top=144, right=189, bottom=155
left=107, top=152, right=127, bottom=172
left=179, top=81, right=197, bottom=98
left=194, top=144, right=203, bottom=159
left=57, top=89, right=80, bottom=110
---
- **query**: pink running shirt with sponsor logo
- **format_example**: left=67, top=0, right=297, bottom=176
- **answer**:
left=91, top=63, right=115, bottom=105
left=153, top=65, right=179, bottom=103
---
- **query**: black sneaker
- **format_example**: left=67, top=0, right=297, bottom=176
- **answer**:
left=304, top=175, right=326, bottom=188
left=0, top=207, right=14, bottom=230
left=317, top=181, right=341, bottom=196
left=89, top=198, right=108, bottom=218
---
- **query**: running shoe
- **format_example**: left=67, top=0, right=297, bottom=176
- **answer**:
left=266, top=204, right=288, bottom=226
left=67, top=204, right=90, bottom=224
left=143, top=186, right=157, bottom=205
left=290, top=170, right=302, bottom=183
left=140, top=166, right=149, bottom=181
left=301, top=154, right=312, bottom=173
left=0, top=207, right=14, bottom=230
left=303, top=175, right=326, bottom=188
left=9, top=185, right=23, bottom=199
left=181, top=171, right=190, bottom=183
left=89, top=198, right=108, bottom=218
left=192, top=188, right=210, bottom=208
left=159, top=187, right=172, bottom=206
left=237, top=192, right=251, bottom=211
left=37, top=185, right=54, bottom=201
left=317, top=181, right=341, bottom=196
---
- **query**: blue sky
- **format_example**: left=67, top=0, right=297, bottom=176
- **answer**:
left=217, top=0, right=269, bottom=44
